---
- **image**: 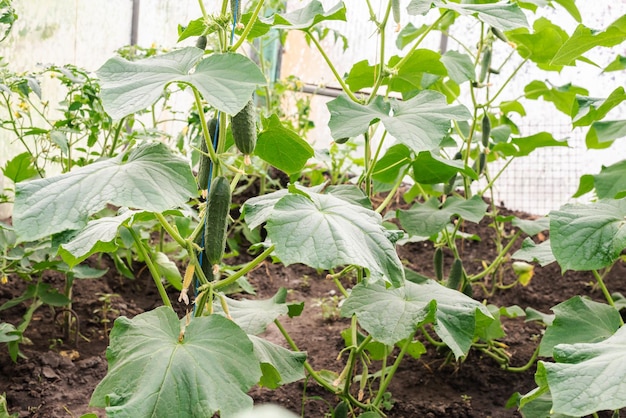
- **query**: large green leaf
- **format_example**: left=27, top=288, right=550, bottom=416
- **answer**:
left=57, top=210, right=139, bottom=268
left=13, top=143, right=196, bottom=242
left=491, top=132, right=568, bottom=157
left=90, top=308, right=260, bottom=417
left=553, top=0, right=580, bottom=23
left=214, top=288, right=289, bottom=335
left=97, top=48, right=266, bottom=119
left=264, top=191, right=404, bottom=286
left=603, top=55, right=626, bottom=72
left=551, top=15, right=626, bottom=65
left=255, top=115, right=314, bottom=174
left=387, top=49, right=447, bottom=92
left=571, top=87, right=626, bottom=127
left=2, top=152, right=38, bottom=183
left=584, top=159, right=626, bottom=199
left=242, top=184, right=325, bottom=230
left=511, top=217, right=549, bottom=236
left=549, top=199, right=626, bottom=271
left=265, top=1, right=346, bottom=30
left=341, top=270, right=492, bottom=358
left=523, top=80, right=588, bottom=115
left=411, top=151, right=477, bottom=184
left=519, top=390, right=575, bottom=418
left=538, top=296, right=620, bottom=357
left=540, top=326, right=626, bottom=416
left=440, top=50, right=475, bottom=84
left=327, top=92, right=470, bottom=153
left=249, top=336, right=306, bottom=388
left=397, top=195, right=487, bottom=237
left=407, top=0, right=528, bottom=31
left=512, top=238, right=555, bottom=267
left=506, top=18, right=570, bottom=71
left=586, top=120, right=626, bottom=149
left=372, top=144, right=412, bottom=184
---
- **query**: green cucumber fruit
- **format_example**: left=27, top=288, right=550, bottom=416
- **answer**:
left=434, top=247, right=444, bottom=281
left=197, top=118, right=218, bottom=190
left=195, top=35, right=207, bottom=50
left=447, top=258, right=463, bottom=291
left=490, top=26, right=508, bottom=43
left=392, top=0, right=401, bottom=24
left=204, top=176, right=231, bottom=272
left=477, top=152, right=486, bottom=175
left=231, top=100, right=257, bottom=157
left=479, top=47, right=492, bottom=83
left=481, top=114, right=491, bottom=148
left=230, top=0, right=242, bottom=22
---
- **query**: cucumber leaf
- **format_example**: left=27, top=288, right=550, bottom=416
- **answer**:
left=540, top=326, right=626, bottom=416
left=551, top=15, right=626, bottom=66
left=549, top=199, right=626, bottom=271
left=341, top=270, right=493, bottom=358
left=255, top=115, right=314, bottom=174
left=265, top=1, right=346, bottom=30
left=408, top=1, right=528, bottom=31
left=397, top=195, right=487, bottom=237
left=538, top=296, right=621, bottom=357
left=327, top=91, right=470, bottom=153
left=13, top=143, right=196, bottom=243
left=90, top=308, right=260, bottom=417
left=97, top=48, right=265, bottom=119
left=244, top=188, right=405, bottom=286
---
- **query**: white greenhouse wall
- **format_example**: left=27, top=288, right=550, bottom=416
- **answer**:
left=1, top=0, right=626, bottom=217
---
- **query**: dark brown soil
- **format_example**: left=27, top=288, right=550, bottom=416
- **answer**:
left=1, top=203, right=625, bottom=418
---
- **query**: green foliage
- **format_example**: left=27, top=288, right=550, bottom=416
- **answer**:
left=90, top=308, right=261, bottom=417
left=13, top=143, right=196, bottom=242
left=550, top=199, right=626, bottom=271
left=5, top=0, right=626, bottom=416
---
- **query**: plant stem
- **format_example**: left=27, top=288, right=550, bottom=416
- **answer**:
left=367, top=0, right=391, bottom=101
left=108, top=117, right=126, bottom=157
left=127, top=227, right=172, bottom=308
left=468, top=231, right=522, bottom=282
left=305, top=30, right=360, bottom=103
left=373, top=331, right=415, bottom=408
left=274, top=319, right=341, bottom=394
left=375, top=177, right=402, bottom=214
left=392, top=11, right=450, bottom=71
left=363, top=131, right=372, bottom=197
left=230, top=0, right=265, bottom=51
left=505, top=345, right=539, bottom=373
left=420, top=326, right=447, bottom=347
left=191, top=86, right=220, bottom=168
left=154, top=212, right=186, bottom=247
left=592, top=269, right=623, bottom=325
left=213, top=245, right=275, bottom=290
left=486, top=58, right=528, bottom=107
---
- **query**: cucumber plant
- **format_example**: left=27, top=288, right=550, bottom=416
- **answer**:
left=6, top=0, right=626, bottom=417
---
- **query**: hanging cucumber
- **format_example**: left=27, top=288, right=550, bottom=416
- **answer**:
left=197, top=118, right=218, bottom=192
left=447, top=258, right=463, bottom=291
left=490, top=26, right=508, bottom=43
left=230, top=0, right=242, bottom=22
left=204, top=176, right=232, bottom=274
left=392, top=0, right=401, bottom=26
left=195, top=35, right=207, bottom=50
left=481, top=114, right=491, bottom=148
left=434, top=247, right=444, bottom=281
left=231, top=99, right=257, bottom=164
left=477, top=152, right=486, bottom=175
left=479, top=46, right=492, bottom=83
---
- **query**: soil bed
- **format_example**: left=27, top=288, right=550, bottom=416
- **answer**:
left=1, top=203, right=625, bottom=418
